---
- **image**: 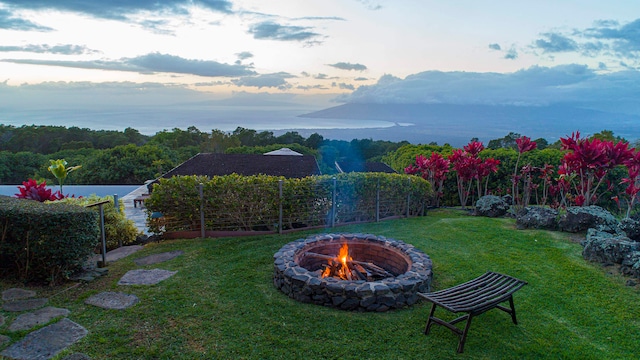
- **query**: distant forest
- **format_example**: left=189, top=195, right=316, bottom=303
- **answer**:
left=0, top=125, right=407, bottom=184
left=0, top=124, right=630, bottom=186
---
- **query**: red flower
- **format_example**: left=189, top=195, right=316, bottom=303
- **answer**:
left=516, top=136, right=537, bottom=154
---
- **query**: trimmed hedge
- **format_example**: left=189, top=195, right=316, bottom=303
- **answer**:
left=0, top=195, right=100, bottom=284
left=145, top=172, right=432, bottom=235
left=59, top=195, right=141, bottom=251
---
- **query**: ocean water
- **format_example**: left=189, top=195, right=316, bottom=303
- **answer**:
left=0, top=185, right=141, bottom=198
left=1, top=105, right=394, bottom=135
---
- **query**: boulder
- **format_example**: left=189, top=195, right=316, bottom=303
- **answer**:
left=619, top=218, right=640, bottom=241
left=621, top=251, right=640, bottom=279
left=558, top=206, right=619, bottom=233
left=516, top=207, right=558, bottom=230
left=475, top=195, right=510, bottom=218
left=582, top=229, right=640, bottom=264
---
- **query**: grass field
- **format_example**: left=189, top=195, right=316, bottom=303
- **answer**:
left=1, top=208, right=639, bottom=359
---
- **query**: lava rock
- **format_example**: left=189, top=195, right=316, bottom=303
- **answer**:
left=619, top=218, right=640, bottom=241
left=475, top=195, right=510, bottom=218
left=516, top=207, right=559, bottom=230
left=559, top=206, right=619, bottom=233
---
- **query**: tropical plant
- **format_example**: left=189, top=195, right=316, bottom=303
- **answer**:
left=48, top=158, right=81, bottom=195
left=14, top=179, right=64, bottom=202
left=559, top=132, right=633, bottom=206
left=511, top=136, right=537, bottom=210
left=405, top=152, right=450, bottom=207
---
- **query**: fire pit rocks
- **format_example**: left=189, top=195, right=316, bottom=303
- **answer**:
left=273, top=233, right=433, bottom=311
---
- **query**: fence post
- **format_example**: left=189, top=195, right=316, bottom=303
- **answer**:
left=331, top=177, right=337, bottom=228
left=113, top=194, right=122, bottom=247
left=406, top=177, right=411, bottom=218
left=376, top=178, right=380, bottom=222
left=199, top=183, right=205, bottom=238
left=113, top=194, right=119, bottom=213
left=278, top=179, right=283, bottom=234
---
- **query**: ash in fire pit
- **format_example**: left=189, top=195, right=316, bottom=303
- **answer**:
left=273, top=233, right=432, bottom=312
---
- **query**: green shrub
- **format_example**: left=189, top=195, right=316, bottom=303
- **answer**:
left=59, top=195, right=141, bottom=250
left=145, top=173, right=432, bottom=235
left=0, top=195, right=100, bottom=284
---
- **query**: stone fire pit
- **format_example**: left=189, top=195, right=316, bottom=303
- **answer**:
left=273, top=233, right=432, bottom=311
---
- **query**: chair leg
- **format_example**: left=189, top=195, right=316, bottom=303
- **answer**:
left=424, top=303, right=437, bottom=335
left=508, top=296, right=518, bottom=325
left=457, top=313, right=474, bottom=353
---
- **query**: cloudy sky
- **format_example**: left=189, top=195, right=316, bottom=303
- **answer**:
left=2, top=0, right=640, bottom=132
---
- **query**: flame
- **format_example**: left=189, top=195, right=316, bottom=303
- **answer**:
left=321, top=243, right=353, bottom=280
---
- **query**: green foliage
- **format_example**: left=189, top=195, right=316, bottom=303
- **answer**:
left=145, top=173, right=432, bottom=235
left=0, top=196, right=99, bottom=283
left=73, top=144, right=181, bottom=184
left=47, top=159, right=81, bottom=194
left=58, top=195, right=141, bottom=250
left=225, top=143, right=318, bottom=156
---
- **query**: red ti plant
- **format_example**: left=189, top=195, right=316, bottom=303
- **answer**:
left=477, top=157, right=501, bottom=197
left=511, top=136, right=537, bottom=210
left=621, top=149, right=640, bottom=218
left=405, top=152, right=450, bottom=207
left=15, top=179, right=64, bottom=202
left=559, top=131, right=633, bottom=206
left=448, top=141, right=499, bottom=208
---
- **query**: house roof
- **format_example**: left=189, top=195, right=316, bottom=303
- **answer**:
left=161, top=153, right=321, bottom=179
left=335, top=161, right=397, bottom=174
left=263, top=147, right=303, bottom=156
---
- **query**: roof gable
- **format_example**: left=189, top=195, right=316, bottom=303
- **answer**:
left=162, top=153, right=321, bottom=179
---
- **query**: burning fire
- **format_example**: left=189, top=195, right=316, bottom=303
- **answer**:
left=321, top=243, right=353, bottom=279
left=315, top=242, right=392, bottom=281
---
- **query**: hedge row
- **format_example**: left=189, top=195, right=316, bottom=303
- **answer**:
left=0, top=196, right=100, bottom=284
left=145, top=173, right=432, bottom=235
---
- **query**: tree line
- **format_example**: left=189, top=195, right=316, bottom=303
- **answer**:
left=0, top=125, right=407, bottom=184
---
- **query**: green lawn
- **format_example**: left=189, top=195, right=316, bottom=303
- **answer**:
left=2, top=209, right=639, bottom=359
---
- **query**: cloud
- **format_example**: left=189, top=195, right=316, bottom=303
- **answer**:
left=236, top=51, right=254, bottom=60
left=488, top=43, right=501, bottom=51
left=583, top=18, right=640, bottom=55
left=0, top=0, right=233, bottom=21
left=354, top=77, right=369, bottom=81
left=333, top=82, right=355, bottom=90
left=525, top=19, right=640, bottom=66
left=504, top=47, right=518, bottom=60
left=328, top=62, right=367, bottom=71
left=297, top=84, right=328, bottom=91
left=0, top=8, right=52, bottom=31
left=534, top=33, right=579, bottom=53
left=315, top=73, right=329, bottom=79
left=2, top=52, right=256, bottom=77
left=248, top=21, right=321, bottom=42
left=354, top=0, right=383, bottom=11
left=231, top=72, right=295, bottom=89
left=338, top=64, right=636, bottom=107
left=0, top=44, right=98, bottom=55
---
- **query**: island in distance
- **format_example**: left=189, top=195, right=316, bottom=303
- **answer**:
left=292, top=102, right=640, bottom=146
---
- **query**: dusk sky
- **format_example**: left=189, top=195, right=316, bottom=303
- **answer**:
left=2, top=0, right=640, bottom=134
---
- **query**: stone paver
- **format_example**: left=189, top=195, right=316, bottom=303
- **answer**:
left=0, top=318, right=87, bottom=360
left=134, top=250, right=184, bottom=266
left=0, top=334, right=9, bottom=346
left=2, top=288, right=36, bottom=301
left=0, top=314, right=4, bottom=327
left=9, top=306, right=70, bottom=332
left=3, top=298, right=48, bottom=312
left=85, top=292, right=139, bottom=310
left=62, top=353, right=91, bottom=360
left=118, top=269, right=177, bottom=285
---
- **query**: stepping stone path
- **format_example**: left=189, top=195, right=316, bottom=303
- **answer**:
left=0, top=246, right=183, bottom=359
left=85, top=292, right=139, bottom=310
left=9, top=307, right=70, bottom=332
left=118, top=269, right=178, bottom=285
